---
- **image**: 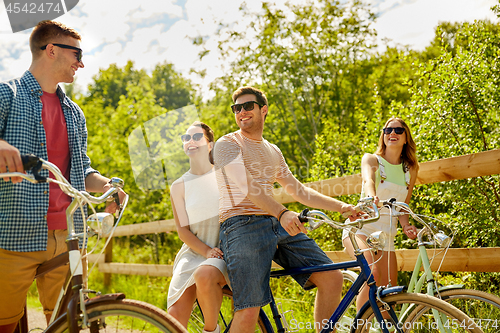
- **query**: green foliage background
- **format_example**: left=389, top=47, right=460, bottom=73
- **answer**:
left=57, top=0, right=500, bottom=321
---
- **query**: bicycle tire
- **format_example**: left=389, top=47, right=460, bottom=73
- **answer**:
left=437, top=289, right=500, bottom=333
left=334, top=270, right=359, bottom=333
left=45, top=298, right=185, bottom=333
left=352, top=292, right=483, bottom=333
left=188, top=286, right=270, bottom=333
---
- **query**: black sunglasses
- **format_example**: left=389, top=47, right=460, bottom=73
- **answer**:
left=230, top=101, right=264, bottom=114
left=181, top=133, right=205, bottom=142
left=41, top=43, right=83, bottom=62
left=383, top=127, right=405, bottom=135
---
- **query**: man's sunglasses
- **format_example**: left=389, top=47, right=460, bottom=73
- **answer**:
left=383, top=127, right=405, bottom=135
left=41, top=43, right=83, bottom=62
left=230, top=101, right=264, bottom=114
left=181, top=133, right=205, bottom=142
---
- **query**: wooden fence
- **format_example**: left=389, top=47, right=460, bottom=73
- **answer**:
left=89, top=149, right=500, bottom=283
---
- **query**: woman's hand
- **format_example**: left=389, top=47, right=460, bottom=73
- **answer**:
left=206, top=247, right=224, bottom=259
left=402, top=224, right=418, bottom=239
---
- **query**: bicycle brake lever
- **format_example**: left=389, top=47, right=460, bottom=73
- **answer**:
left=113, top=193, right=122, bottom=211
left=298, top=209, right=309, bottom=223
left=20, top=154, right=47, bottom=182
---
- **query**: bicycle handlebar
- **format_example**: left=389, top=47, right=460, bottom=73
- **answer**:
left=299, top=197, right=381, bottom=231
left=6, top=154, right=124, bottom=206
left=375, top=199, right=452, bottom=248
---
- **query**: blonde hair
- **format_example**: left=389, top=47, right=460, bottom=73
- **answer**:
left=375, top=117, right=419, bottom=172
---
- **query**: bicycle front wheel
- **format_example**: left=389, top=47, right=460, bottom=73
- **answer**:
left=46, top=298, right=185, bottom=333
left=188, top=286, right=270, bottom=333
left=438, top=289, right=500, bottom=333
left=352, top=292, right=483, bottom=333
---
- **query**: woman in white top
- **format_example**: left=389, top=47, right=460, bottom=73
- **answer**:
left=343, top=117, right=419, bottom=311
left=167, top=122, right=228, bottom=333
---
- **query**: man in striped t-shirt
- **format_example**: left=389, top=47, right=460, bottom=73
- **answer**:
left=213, top=86, right=359, bottom=333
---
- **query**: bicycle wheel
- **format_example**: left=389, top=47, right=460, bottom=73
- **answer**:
left=352, top=292, right=483, bottom=333
left=336, top=270, right=359, bottom=333
left=46, top=299, right=185, bottom=333
left=438, top=289, right=500, bottom=333
left=188, top=286, right=270, bottom=333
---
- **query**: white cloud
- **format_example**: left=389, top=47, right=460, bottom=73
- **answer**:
left=0, top=0, right=498, bottom=98
left=372, top=0, right=498, bottom=50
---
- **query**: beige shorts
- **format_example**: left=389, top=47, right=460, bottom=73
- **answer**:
left=0, top=230, right=69, bottom=325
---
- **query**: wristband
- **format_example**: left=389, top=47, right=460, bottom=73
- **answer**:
left=277, top=209, right=289, bottom=222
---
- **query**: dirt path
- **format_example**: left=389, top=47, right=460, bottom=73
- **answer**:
left=27, top=308, right=47, bottom=331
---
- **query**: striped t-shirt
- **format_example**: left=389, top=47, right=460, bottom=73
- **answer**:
left=213, top=130, right=291, bottom=223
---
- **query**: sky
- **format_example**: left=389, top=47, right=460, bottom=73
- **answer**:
left=0, top=0, right=498, bottom=99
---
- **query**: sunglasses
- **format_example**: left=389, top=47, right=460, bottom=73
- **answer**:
left=383, top=127, right=405, bottom=135
left=41, top=43, right=83, bottom=62
left=181, top=133, right=206, bottom=142
left=230, top=101, right=264, bottom=114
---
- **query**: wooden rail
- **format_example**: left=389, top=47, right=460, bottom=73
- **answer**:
left=89, top=247, right=500, bottom=275
left=92, top=149, right=500, bottom=280
left=272, top=149, right=500, bottom=203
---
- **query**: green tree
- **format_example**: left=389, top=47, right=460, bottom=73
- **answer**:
left=205, top=0, right=382, bottom=174
left=78, top=61, right=195, bottom=264
left=405, top=20, right=500, bottom=248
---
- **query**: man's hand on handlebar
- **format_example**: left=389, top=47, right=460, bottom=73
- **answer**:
left=102, top=183, right=127, bottom=214
left=0, top=140, right=25, bottom=183
left=280, top=210, right=308, bottom=236
left=341, top=203, right=365, bottom=221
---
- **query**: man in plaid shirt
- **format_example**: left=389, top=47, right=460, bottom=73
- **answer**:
left=0, top=21, right=125, bottom=332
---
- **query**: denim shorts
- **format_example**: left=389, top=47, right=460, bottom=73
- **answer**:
left=219, top=215, right=332, bottom=311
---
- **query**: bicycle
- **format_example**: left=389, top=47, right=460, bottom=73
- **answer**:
left=373, top=200, right=500, bottom=333
left=6, top=155, right=185, bottom=333
left=188, top=197, right=484, bottom=333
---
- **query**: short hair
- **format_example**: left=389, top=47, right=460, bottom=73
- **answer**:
left=30, top=20, right=81, bottom=58
left=232, top=86, right=268, bottom=106
left=191, top=121, right=215, bottom=164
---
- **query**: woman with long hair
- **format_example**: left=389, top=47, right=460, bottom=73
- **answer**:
left=167, top=122, right=227, bottom=333
left=343, top=117, right=419, bottom=311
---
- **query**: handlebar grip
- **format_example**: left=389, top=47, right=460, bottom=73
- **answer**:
left=342, top=211, right=352, bottom=218
left=20, top=154, right=46, bottom=182
left=113, top=193, right=121, bottom=211
left=298, top=209, right=309, bottom=223
left=342, top=205, right=362, bottom=219
left=21, top=154, right=40, bottom=171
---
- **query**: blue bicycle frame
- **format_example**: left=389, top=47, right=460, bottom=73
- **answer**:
left=268, top=252, right=405, bottom=333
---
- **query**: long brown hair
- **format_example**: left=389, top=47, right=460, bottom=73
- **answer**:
left=375, top=117, right=419, bottom=172
left=191, top=121, right=215, bottom=164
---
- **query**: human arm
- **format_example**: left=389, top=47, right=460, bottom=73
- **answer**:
left=84, top=172, right=127, bottom=214
left=0, top=90, right=24, bottom=183
left=361, top=153, right=379, bottom=205
left=170, top=179, right=223, bottom=259
left=0, top=140, right=24, bottom=183
left=276, top=173, right=359, bottom=234
left=222, top=161, right=357, bottom=236
left=399, top=166, right=418, bottom=239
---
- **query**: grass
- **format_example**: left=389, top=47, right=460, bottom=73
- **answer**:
left=26, top=231, right=500, bottom=333
left=27, top=281, right=44, bottom=310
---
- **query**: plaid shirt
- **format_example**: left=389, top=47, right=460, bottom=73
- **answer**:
left=0, top=71, right=98, bottom=252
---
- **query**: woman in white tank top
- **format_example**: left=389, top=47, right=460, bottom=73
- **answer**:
left=343, top=117, right=419, bottom=312
left=167, top=122, right=228, bottom=333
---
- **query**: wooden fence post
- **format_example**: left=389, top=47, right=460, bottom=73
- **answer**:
left=104, top=238, right=113, bottom=287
